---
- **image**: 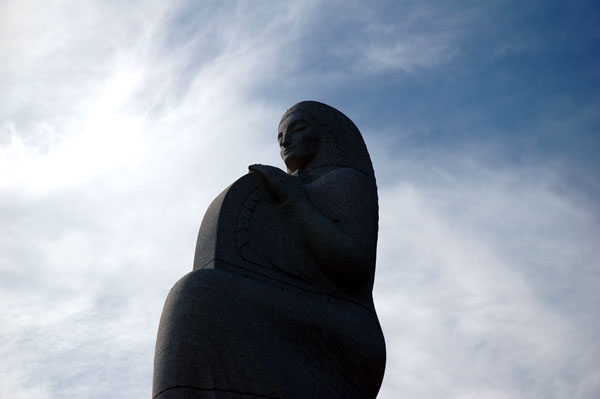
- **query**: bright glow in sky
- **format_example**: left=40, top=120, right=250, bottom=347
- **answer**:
left=1, top=1, right=599, bottom=398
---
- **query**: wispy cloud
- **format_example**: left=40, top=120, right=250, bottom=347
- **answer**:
left=1, top=2, right=325, bottom=397
left=373, top=153, right=600, bottom=398
left=320, top=2, right=475, bottom=74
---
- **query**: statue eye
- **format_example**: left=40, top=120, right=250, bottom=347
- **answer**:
left=294, top=124, right=306, bottom=132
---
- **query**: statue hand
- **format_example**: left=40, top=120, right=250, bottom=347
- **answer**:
left=248, top=164, right=304, bottom=203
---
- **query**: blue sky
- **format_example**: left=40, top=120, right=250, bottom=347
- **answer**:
left=1, top=1, right=599, bottom=398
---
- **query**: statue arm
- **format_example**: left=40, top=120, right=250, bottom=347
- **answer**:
left=249, top=165, right=376, bottom=291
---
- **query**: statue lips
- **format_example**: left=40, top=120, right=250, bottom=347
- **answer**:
left=283, top=146, right=295, bottom=157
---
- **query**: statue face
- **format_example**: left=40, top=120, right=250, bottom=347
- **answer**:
left=278, top=111, right=320, bottom=172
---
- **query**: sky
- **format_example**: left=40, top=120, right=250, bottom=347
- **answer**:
left=1, top=1, right=599, bottom=398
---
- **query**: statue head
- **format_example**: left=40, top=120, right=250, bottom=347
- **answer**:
left=278, top=109, right=321, bottom=173
left=278, top=101, right=375, bottom=177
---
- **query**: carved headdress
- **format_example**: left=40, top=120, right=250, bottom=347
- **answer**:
left=280, top=101, right=375, bottom=178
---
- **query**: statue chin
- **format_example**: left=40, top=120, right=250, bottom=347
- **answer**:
left=153, top=101, right=386, bottom=399
left=283, top=154, right=310, bottom=174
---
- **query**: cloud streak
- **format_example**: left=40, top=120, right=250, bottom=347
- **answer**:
left=372, top=152, right=600, bottom=398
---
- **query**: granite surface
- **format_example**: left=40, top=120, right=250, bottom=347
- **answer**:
left=153, top=101, right=386, bottom=398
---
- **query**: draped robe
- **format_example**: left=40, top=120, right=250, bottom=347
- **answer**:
left=153, top=167, right=386, bottom=399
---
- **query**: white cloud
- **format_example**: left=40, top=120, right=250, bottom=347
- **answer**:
left=325, top=2, right=473, bottom=74
left=1, top=67, right=147, bottom=192
left=0, top=2, right=320, bottom=398
left=372, top=152, right=600, bottom=398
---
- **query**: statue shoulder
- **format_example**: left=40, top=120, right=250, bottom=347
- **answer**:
left=309, top=167, right=377, bottom=197
left=306, top=167, right=378, bottom=225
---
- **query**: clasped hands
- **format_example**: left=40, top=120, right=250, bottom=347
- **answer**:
left=249, top=164, right=305, bottom=203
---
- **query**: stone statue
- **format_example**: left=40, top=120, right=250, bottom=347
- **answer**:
left=153, top=101, right=386, bottom=398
